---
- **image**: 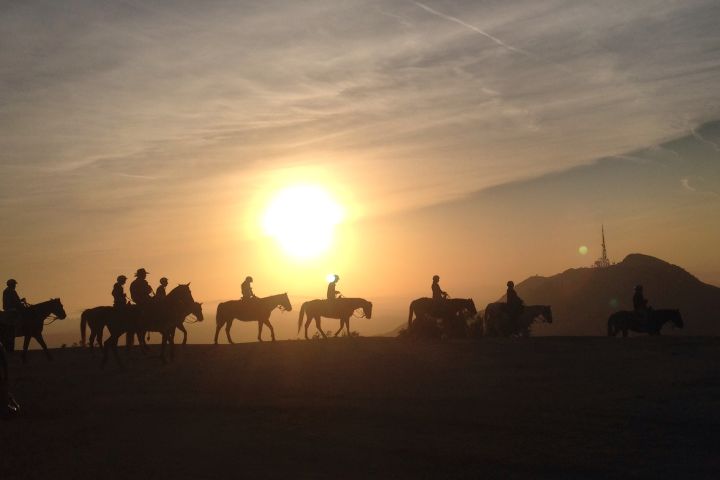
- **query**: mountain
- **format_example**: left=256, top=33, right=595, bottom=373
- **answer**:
left=513, top=254, right=720, bottom=335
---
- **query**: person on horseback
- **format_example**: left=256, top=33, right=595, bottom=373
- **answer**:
left=505, top=281, right=524, bottom=326
left=130, top=268, right=153, bottom=306
left=327, top=275, right=341, bottom=301
left=112, top=275, right=128, bottom=308
left=2, top=279, right=28, bottom=330
left=241, top=276, right=256, bottom=301
left=431, top=275, right=448, bottom=301
left=633, top=285, right=650, bottom=326
left=155, top=277, right=169, bottom=301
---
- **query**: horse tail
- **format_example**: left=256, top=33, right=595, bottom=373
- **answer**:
left=408, top=301, right=415, bottom=327
left=297, top=302, right=306, bottom=334
left=80, top=309, right=89, bottom=347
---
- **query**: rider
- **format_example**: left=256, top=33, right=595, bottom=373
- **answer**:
left=112, top=275, right=128, bottom=308
left=241, top=276, right=256, bottom=301
left=155, top=277, right=169, bottom=301
left=2, top=279, right=28, bottom=328
left=633, top=285, right=650, bottom=325
left=506, top=281, right=524, bottom=324
left=327, top=275, right=341, bottom=301
left=129, top=268, right=153, bottom=306
left=431, top=275, right=448, bottom=301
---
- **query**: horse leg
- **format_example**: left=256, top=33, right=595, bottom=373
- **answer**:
left=257, top=320, right=264, bottom=342
left=334, top=318, right=344, bottom=337
left=264, top=319, right=275, bottom=342
left=179, top=324, right=188, bottom=345
left=168, top=330, right=175, bottom=362
left=316, top=317, right=327, bottom=339
left=225, top=319, right=235, bottom=344
left=345, top=317, right=351, bottom=336
left=304, top=317, right=312, bottom=340
left=22, top=335, right=31, bottom=364
left=35, top=334, right=53, bottom=361
left=214, top=316, right=224, bottom=345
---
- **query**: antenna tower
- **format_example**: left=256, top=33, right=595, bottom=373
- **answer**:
left=593, top=225, right=611, bottom=268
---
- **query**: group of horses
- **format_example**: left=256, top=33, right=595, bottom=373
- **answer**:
left=407, top=297, right=553, bottom=338
left=0, top=287, right=685, bottom=370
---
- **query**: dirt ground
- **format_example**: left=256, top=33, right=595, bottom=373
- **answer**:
left=1, top=337, right=719, bottom=479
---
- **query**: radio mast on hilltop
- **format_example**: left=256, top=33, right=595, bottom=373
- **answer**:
left=593, top=225, right=612, bottom=268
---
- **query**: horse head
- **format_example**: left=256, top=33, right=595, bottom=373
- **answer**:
left=279, top=293, right=293, bottom=312
left=169, top=284, right=195, bottom=306
left=191, top=302, right=204, bottom=322
left=362, top=301, right=373, bottom=319
left=50, top=298, right=67, bottom=320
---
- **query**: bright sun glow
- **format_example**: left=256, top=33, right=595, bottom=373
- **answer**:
left=262, top=185, right=344, bottom=260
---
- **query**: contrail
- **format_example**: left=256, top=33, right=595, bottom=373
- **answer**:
left=413, top=1, right=534, bottom=59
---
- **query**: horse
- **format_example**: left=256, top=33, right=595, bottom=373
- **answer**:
left=214, top=293, right=292, bottom=344
left=298, top=297, right=373, bottom=340
left=0, top=299, right=67, bottom=363
left=102, top=284, right=196, bottom=367
left=139, top=300, right=203, bottom=348
left=407, top=297, right=477, bottom=328
left=80, top=305, right=143, bottom=354
left=483, top=303, right=553, bottom=337
left=607, top=309, right=683, bottom=337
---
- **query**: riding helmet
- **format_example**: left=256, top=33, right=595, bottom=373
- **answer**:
left=160, top=277, right=168, bottom=285
left=6, top=279, right=17, bottom=287
left=507, top=281, right=514, bottom=287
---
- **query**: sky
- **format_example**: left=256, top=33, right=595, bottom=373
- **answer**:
left=1, top=0, right=720, bottom=343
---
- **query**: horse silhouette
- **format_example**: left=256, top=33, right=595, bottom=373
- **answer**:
left=0, top=299, right=66, bottom=363
left=102, top=284, right=196, bottom=367
left=214, top=293, right=292, bottom=344
left=483, top=303, right=552, bottom=337
left=297, top=297, right=372, bottom=339
left=81, top=305, right=143, bottom=353
left=139, top=300, right=203, bottom=348
left=407, top=297, right=477, bottom=328
left=608, top=309, right=683, bottom=336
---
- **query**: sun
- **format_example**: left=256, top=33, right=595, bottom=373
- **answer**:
left=262, top=184, right=345, bottom=260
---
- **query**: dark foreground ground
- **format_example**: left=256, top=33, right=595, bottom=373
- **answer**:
left=1, top=337, right=720, bottom=479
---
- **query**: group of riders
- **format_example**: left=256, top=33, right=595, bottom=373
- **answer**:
left=0, top=270, right=655, bottom=336
left=112, top=268, right=169, bottom=309
left=429, top=275, right=653, bottom=326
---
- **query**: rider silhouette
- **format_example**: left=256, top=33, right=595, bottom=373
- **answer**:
left=112, top=275, right=128, bottom=308
left=432, top=275, right=448, bottom=301
left=155, top=277, right=169, bottom=301
left=327, top=275, right=341, bottom=300
left=506, top=281, right=524, bottom=323
left=2, top=279, right=28, bottom=329
left=241, top=276, right=256, bottom=301
left=129, top=268, right=153, bottom=306
left=633, top=285, right=650, bottom=325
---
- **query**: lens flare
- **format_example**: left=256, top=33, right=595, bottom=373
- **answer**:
left=578, top=245, right=589, bottom=255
